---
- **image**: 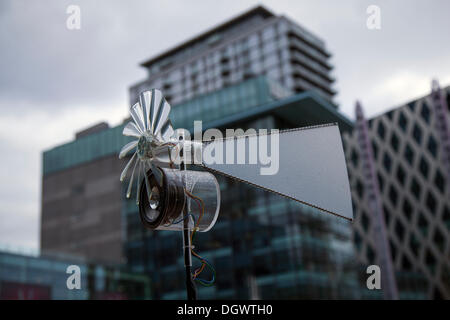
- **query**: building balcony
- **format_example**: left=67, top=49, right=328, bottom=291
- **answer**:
left=291, top=65, right=335, bottom=96
left=290, top=51, right=334, bottom=81
left=288, top=36, right=333, bottom=70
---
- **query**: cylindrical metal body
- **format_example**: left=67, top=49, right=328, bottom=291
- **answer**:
left=138, top=168, right=220, bottom=232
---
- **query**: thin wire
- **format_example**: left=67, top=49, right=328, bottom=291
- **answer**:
left=194, top=262, right=206, bottom=277
left=192, top=252, right=215, bottom=280
left=169, top=213, right=195, bottom=225
left=184, top=188, right=216, bottom=286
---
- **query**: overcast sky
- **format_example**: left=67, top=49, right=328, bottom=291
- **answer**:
left=1, top=0, right=449, bottom=251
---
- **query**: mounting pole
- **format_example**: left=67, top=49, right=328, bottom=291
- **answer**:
left=180, top=137, right=197, bottom=300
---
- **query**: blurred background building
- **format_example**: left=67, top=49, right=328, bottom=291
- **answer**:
left=40, top=122, right=127, bottom=264
left=129, top=6, right=335, bottom=106
left=343, top=86, right=450, bottom=299
left=0, top=248, right=150, bottom=300
left=2, top=5, right=446, bottom=299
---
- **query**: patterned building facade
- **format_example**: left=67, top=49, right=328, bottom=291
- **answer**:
left=343, top=87, right=450, bottom=299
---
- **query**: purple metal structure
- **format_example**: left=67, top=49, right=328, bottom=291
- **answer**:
left=355, top=101, right=399, bottom=300
left=431, top=79, right=450, bottom=182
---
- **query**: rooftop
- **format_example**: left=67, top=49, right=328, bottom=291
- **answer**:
left=140, top=6, right=274, bottom=68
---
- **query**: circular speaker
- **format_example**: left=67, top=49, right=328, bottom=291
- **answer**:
left=138, top=168, right=186, bottom=229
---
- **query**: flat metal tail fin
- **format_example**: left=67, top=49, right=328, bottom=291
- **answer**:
left=198, top=123, right=353, bottom=221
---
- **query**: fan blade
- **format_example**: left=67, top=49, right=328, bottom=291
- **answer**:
left=119, top=140, right=138, bottom=159
left=153, top=98, right=171, bottom=137
left=143, top=162, right=153, bottom=203
left=160, top=120, right=175, bottom=142
left=136, top=162, right=143, bottom=205
left=150, top=161, right=163, bottom=187
left=120, top=152, right=137, bottom=181
left=150, top=144, right=172, bottom=165
left=130, top=102, right=146, bottom=133
left=123, top=121, right=142, bottom=137
left=126, top=156, right=139, bottom=198
left=149, top=89, right=163, bottom=133
left=198, top=124, right=353, bottom=220
left=139, top=91, right=152, bottom=131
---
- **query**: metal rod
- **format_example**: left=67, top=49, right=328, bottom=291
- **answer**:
left=183, top=222, right=196, bottom=300
left=180, top=139, right=197, bottom=300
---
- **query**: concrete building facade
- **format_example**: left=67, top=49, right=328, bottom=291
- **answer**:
left=41, top=153, right=126, bottom=264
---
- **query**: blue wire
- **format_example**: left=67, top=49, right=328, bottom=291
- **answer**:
left=193, top=255, right=216, bottom=285
left=195, top=278, right=215, bottom=286
left=170, top=213, right=195, bottom=225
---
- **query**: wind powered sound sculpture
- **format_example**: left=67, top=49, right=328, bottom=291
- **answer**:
left=119, top=89, right=353, bottom=299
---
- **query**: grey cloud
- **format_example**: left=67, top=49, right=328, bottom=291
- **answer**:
left=1, top=0, right=450, bottom=249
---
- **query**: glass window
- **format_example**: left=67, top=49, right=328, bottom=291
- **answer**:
left=409, top=233, right=420, bottom=257
left=418, top=212, right=428, bottom=236
left=386, top=110, right=394, bottom=121
left=383, top=152, right=392, bottom=173
left=427, top=135, right=438, bottom=158
left=419, top=157, right=429, bottom=179
left=404, top=144, right=415, bottom=165
left=394, top=219, right=405, bottom=242
left=433, top=228, right=445, bottom=252
left=410, top=177, right=421, bottom=200
left=361, top=211, right=370, bottom=232
left=388, top=184, right=398, bottom=207
left=396, top=164, right=406, bottom=186
left=350, top=148, right=359, bottom=167
left=398, top=112, right=408, bottom=132
left=372, top=141, right=379, bottom=159
left=407, top=101, right=416, bottom=112
left=390, top=132, right=400, bottom=152
left=425, top=191, right=437, bottom=213
left=412, top=123, right=423, bottom=145
left=377, top=173, right=385, bottom=191
left=356, top=179, right=364, bottom=199
left=425, top=250, right=436, bottom=272
left=383, top=205, right=391, bottom=226
left=442, top=206, right=450, bottom=231
left=434, top=169, right=445, bottom=193
left=420, top=102, right=431, bottom=124
left=366, top=245, right=375, bottom=263
left=401, top=255, right=412, bottom=271
left=402, top=198, right=413, bottom=221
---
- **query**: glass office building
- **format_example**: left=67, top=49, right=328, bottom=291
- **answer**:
left=130, top=6, right=335, bottom=107
left=0, top=250, right=150, bottom=300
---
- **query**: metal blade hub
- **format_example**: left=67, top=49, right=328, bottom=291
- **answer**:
left=137, top=132, right=161, bottom=160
